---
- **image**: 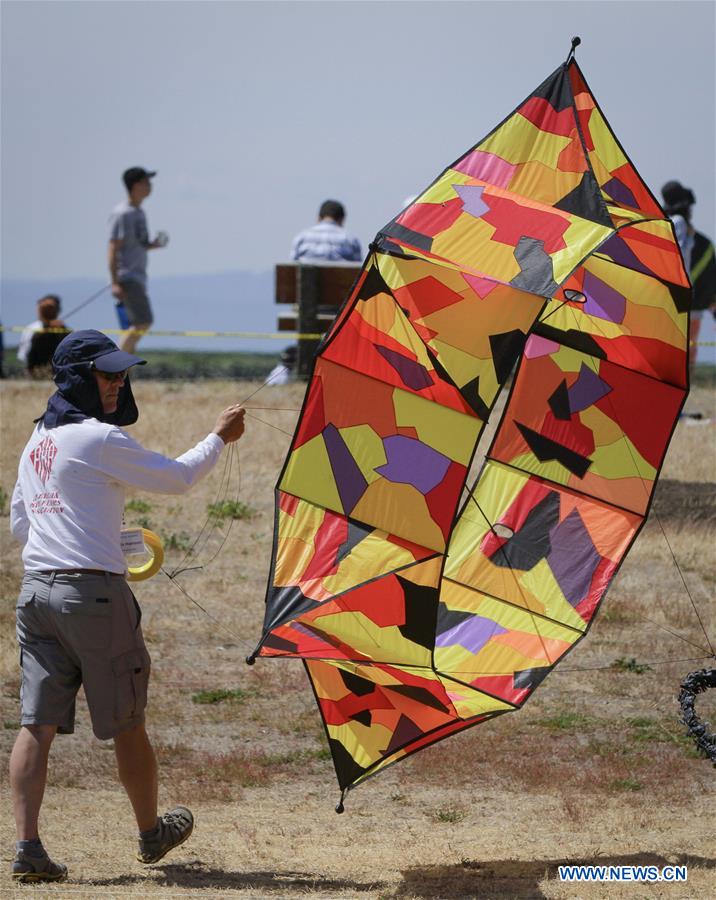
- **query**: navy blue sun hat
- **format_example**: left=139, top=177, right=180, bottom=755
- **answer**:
left=53, top=329, right=146, bottom=372
left=40, top=330, right=146, bottom=429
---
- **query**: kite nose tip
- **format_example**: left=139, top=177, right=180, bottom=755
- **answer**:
left=565, top=36, right=581, bottom=65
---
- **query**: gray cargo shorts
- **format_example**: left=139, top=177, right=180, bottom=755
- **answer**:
left=120, top=280, right=153, bottom=326
left=16, top=572, right=151, bottom=740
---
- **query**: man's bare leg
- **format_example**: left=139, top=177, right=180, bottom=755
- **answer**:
left=10, top=725, right=57, bottom=840
left=114, top=723, right=158, bottom=832
left=119, top=325, right=148, bottom=355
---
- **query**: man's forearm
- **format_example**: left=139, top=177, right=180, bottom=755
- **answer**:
left=108, top=244, right=120, bottom=283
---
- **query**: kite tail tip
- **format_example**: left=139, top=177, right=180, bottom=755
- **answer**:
left=246, top=638, right=265, bottom=666
left=335, top=790, right=347, bottom=814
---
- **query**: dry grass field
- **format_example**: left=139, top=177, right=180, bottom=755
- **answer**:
left=0, top=376, right=714, bottom=899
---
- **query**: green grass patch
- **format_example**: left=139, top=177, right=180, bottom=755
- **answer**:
left=599, top=604, right=633, bottom=625
left=191, top=687, right=252, bottom=705
left=691, top=364, right=716, bottom=388
left=307, top=746, right=332, bottom=762
left=433, top=807, right=466, bottom=823
left=1, top=348, right=281, bottom=380
left=161, top=531, right=192, bottom=552
left=125, top=498, right=152, bottom=514
left=625, top=716, right=693, bottom=749
left=207, top=499, right=256, bottom=523
left=0, top=486, right=8, bottom=516
left=190, top=745, right=331, bottom=790
left=610, top=777, right=643, bottom=792
left=538, top=711, right=597, bottom=731
left=587, top=737, right=632, bottom=758
left=131, top=350, right=277, bottom=380
left=612, top=657, right=652, bottom=674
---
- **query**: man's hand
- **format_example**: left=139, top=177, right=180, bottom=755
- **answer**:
left=213, top=405, right=246, bottom=444
left=149, top=231, right=169, bottom=249
left=111, top=282, right=127, bottom=301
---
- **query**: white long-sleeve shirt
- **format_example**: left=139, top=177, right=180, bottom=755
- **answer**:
left=11, top=418, right=224, bottom=573
left=17, top=320, right=43, bottom=364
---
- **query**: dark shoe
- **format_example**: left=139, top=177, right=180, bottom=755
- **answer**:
left=136, top=806, right=194, bottom=864
left=11, top=849, right=67, bottom=883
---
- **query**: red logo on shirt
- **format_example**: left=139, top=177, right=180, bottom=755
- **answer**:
left=30, top=437, right=58, bottom=484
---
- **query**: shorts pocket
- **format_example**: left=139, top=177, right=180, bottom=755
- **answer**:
left=111, top=647, right=151, bottom=722
left=60, top=594, right=112, bottom=649
left=16, top=591, right=35, bottom=609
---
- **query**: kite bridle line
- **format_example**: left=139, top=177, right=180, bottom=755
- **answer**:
left=158, top=366, right=303, bottom=643
left=165, top=441, right=239, bottom=579
left=159, top=442, right=247, bottom=644
left=166, top=362, right=296, bottom=577
left=555, top=655, right=714, bottom=675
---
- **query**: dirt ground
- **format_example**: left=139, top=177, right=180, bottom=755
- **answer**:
left=0, top=378, right=714, bottom=899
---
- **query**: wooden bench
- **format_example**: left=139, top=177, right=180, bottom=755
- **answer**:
left=275, top=262, right=362, bottom=375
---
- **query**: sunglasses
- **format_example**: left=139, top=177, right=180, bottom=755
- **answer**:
left=92, top=364, right=128, bottom=383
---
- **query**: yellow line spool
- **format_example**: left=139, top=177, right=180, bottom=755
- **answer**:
left=123, top=528, right=165, bottom=582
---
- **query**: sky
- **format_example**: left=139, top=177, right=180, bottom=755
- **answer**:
left=2, top=0, right=714, bottom=285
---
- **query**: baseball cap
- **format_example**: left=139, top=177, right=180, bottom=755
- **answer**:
left=53, top=329, right=146, bottom=373
left=123, top=166, right=157, bottom=191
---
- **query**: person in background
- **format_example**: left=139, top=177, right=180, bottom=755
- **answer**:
left=661, top=181, right=716, bottom=372
left=267, top=345, right=298, bottom=385
left=25, top=299, right=70, bottom=379
left=108, top=167, right=168, bottom=355
left=290, top=199, right=362, bottom=262
left=9, top=330, right=246, bottom=883
left=17, top=296, right=63, bottom=369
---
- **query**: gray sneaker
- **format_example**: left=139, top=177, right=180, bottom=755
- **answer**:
left=136, top=806, right=194, bottom=864
left=12, top=849, right=67, bottom=883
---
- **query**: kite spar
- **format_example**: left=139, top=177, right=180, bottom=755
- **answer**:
left=249, top=38, right=703, bottom=806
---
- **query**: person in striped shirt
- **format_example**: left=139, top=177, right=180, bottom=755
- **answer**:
left=290, top=199, right=362, bottom=262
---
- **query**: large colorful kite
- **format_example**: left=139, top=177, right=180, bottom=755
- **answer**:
left=250, top=39, right=691, bottom=806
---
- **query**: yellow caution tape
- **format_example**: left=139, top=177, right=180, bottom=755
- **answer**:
left=1, top=324, right=713, bottom=346
left=1, top=325, right=323, bottom=340
left=124, top=528, right=165, bottom=582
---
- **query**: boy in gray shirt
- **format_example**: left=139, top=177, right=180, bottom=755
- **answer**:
left=108, top=167, right=168, bottom=353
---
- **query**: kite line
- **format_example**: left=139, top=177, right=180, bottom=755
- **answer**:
left=158, top=366, right=300, bottom=637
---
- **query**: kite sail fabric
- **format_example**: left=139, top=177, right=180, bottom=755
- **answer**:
left=252, top=48, right=690, bottom=799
